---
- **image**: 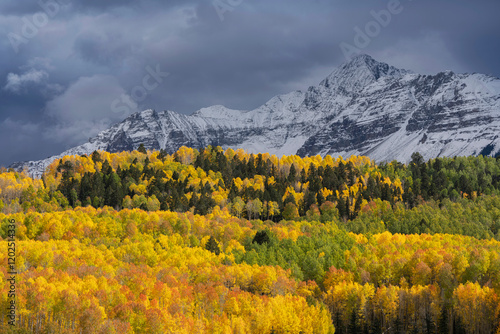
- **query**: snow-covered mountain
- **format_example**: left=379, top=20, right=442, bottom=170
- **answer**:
left=12, top=54, right=500, bottom=177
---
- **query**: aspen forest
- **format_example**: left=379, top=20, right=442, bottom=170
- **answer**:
left=1, top=145, right=500, bottom=333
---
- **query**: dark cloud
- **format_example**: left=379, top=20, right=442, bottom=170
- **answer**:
left=0, top=0, right=197, bottom=16
left=1, top=0, right=500, bottom=166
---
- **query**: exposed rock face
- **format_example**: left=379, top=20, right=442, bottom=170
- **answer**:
left=12, top=54, right=500, bottom=177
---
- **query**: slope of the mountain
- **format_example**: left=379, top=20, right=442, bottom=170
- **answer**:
left=12, top=54, right=500, bottom=177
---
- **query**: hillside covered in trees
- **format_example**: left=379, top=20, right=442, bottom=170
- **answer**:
left=1, top=146, right=500, bottom=333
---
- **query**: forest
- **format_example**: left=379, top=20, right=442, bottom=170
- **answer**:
left=1, top=145, right=500, bottom=333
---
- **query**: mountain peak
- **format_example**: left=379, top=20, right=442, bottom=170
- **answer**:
left=346, top=53, right=376, bottom=64
left=320, top=54, right=409, bottom=92
left=10, top=55, right=500, bottom=177
left=342, top=54, right=406, bottom=76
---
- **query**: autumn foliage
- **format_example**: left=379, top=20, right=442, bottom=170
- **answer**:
left=1, top=147, right=500, bottom=333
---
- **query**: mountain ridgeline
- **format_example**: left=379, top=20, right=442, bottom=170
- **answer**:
left=11, top=54, right=500, bottom=177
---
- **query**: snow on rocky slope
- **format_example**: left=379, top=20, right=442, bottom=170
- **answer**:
left=11, top=54, right=500, bottom=177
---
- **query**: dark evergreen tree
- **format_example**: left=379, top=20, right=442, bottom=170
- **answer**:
left=91, top=150, right=102, bottom=163
left=101, top=160, right=112, bottom=175
left=105, top=172, right=124, bottom=209
left=69, top=188, right=78, bottom=207
left=79, top=172, right=93, bottom=204
left=353, top=193, right=362, bottom=218
left=256, top=153, right=266, bottom=175
left=288, top=164, right=297, bottom=183
left=300, top=168, right=307, bottom=183
left=323, top=165, right=338, bottom=190
left=283, top=194, right=296, bottom=207
left=246, top=154, right=256, bottom=177
left=189, top=192, right=199, bottom=208
left=252, top=230, right=271, bottom=245
left=316, top=190, right=325, bottom=207
left=336, top=162, right=346, bottom=183
left=158, top=149, right=167, bottom=161
left=205, top=236, right=220, bottom=255
left=91, top=172, right=105, bottom=207
left=303, top=190, right=317, bottom=215
left=458, top=174, right=472, bottom=196
left=337, top=196, right=346, bottom=219
left=420, top=163, right=430, bottom=198
left=137, top=144, right=147, bottom=154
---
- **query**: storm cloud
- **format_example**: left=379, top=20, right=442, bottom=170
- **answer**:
left=1, top=0, right=499, bottom=166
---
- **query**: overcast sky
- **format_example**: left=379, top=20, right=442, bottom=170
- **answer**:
left=1, top=0, right=499, bottom=167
